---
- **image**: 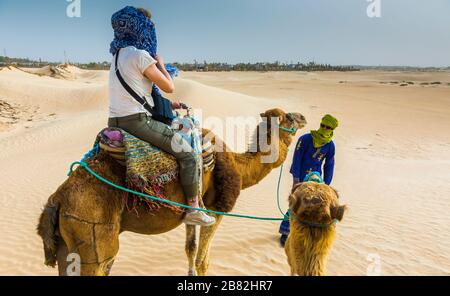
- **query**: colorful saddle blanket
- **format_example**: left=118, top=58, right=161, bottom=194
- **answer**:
left=95, top=127, right=215, bottom=213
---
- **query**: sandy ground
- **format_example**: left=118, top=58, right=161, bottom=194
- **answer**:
left=0, top=66, right=449, bottom=275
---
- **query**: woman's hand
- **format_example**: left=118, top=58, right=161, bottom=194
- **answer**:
left=171, top=102, right=189, bottom=110
left=172, top=101, right=182, bottom=109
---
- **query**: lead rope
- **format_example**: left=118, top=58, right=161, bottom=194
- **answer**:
left=276, top=164, right=288, bottom=218
left=68, top=159, right=287, bottom=221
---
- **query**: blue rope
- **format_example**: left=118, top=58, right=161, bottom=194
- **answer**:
left=68, top=155, right=287, bottom=221
left=67, top=143, right=340, bottom=228
left=278, top=126, right=297, bottom=134
left=276, top=164, right=288, bottom=218
left=80, top=144, right=100, bottom=163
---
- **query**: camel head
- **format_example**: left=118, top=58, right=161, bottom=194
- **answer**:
left=260, top=108, right=307, bottom=136
left=286, top=182, right=347, bottom=276
left=289, top=182, right=347, bottom=226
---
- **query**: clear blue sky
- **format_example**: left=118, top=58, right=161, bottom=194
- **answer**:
left=0, top=0, right=449, bottom=66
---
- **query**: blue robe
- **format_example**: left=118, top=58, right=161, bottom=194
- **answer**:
left=279, top=133, right=335, bottom=235
left=290, top=133, right=335, bottom=185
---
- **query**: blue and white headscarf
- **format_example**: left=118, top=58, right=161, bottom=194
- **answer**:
left=110, top=6, right=157, bottom=57
left=110, top=6, right=178, bottom=96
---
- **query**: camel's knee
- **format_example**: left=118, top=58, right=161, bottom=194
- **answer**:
left=186, top=237, right=197, bottom=255
left=185, top=226, right=198, bottom=276
left=185, top=226, right=197, bottom=256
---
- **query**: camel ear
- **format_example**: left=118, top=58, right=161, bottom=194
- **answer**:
left=289, top=183, right=303, bottom=214
left=288, top=193, right=301, bottom=215
left=330, top=205, right=347, bottom=221
left=260, top=109, right=285, bottom=124
left=331, top=187, right=340, bottom=199
left=291, top=182, right=302, bottom=194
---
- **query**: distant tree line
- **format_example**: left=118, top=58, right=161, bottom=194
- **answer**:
left=0, top=56, right=58, bottom=68
left=0, top=56, right=111, bottom=70
left=2, top=56, right=449, bottom=72
left=79, top=61, right=110, bottom=70
left=0, top=56, right=357, bottom=72
left=173, top=61, right=358, bottom=72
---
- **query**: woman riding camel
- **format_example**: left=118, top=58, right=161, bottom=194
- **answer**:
left=107, top=6, right=215, bottom=226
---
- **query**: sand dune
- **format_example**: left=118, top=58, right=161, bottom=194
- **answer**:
left=0, top=67, right=449, bottom=275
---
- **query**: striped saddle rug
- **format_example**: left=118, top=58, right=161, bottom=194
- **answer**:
left=94, top=127, right=215, bottom=213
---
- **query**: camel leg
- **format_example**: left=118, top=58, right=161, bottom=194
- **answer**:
left=185, top=225, right=197, bottom=276
left=56, top=239, right=69, bottom=276
left=284, top=237, right=298, bottom=276
left=58, top=215, right=120, bottom=276
left=195, top=214, right=223, bottom=276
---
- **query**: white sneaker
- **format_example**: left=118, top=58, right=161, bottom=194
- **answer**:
left=183, top=211, right=216, bottom=226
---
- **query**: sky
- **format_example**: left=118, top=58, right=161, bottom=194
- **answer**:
left=0, top=0, right=449, bottom=67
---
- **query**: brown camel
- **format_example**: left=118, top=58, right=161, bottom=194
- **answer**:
left=37, top=108, right=307, bottom=276
left=284, top=182, right=347, bottom=276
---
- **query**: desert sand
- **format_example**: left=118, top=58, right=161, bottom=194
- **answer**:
left=0, top=65, right=449, bottom=275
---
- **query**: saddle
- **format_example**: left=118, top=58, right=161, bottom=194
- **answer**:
left=94, top=127, right=215, bottom=213
left=97, top=127, right=215, bottom=171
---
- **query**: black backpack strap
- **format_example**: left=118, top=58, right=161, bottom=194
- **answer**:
left=114, top=49, right=154, bottom=116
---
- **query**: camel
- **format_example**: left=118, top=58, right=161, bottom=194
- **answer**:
left=37, top=108, right=307, bottom=276
left=284, top=182, right=347, bottom=276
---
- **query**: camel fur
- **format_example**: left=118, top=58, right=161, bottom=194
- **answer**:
left=37, top=108, right=307, bottom=276
left=285, top=182, right=347, bottom=276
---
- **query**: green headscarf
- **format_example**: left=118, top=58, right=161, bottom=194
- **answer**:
left=311, top=114, right=339, bottom=148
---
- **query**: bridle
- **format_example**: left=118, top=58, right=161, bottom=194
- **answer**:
left=278, top=125, right=298, bottom=134
left=278, top=113, right=299, bottom=134
left=291, top=212, right=339, bottom=228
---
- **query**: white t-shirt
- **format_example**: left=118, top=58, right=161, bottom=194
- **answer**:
left=108, top=46, right=157, bottom=118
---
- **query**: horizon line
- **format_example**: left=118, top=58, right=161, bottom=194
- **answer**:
left=1, top=55, right=449, bottom=70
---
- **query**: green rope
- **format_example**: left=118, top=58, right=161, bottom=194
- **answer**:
left=276, top=164, right=288, bottom=217
left=278, top=125, right=297, bottom=134
left=68, top=161, right=287, bottom=221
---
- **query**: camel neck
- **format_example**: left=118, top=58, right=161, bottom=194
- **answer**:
left=233, top=135, right=290, bottom=189
left=290, top=218, right=336, bottom=276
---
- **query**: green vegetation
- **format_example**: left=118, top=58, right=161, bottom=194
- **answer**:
left=172, top=61, right=358, bottom=72
left=0, top=56, right=109, bottom=70
left=1, top=55, right=449, bottom=73
left=1, top=56, right=357, bottom=72
left=82, top=62, right=110, bottom=70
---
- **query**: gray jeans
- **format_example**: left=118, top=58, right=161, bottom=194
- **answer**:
left=108, top=113, right=199, bottom=198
